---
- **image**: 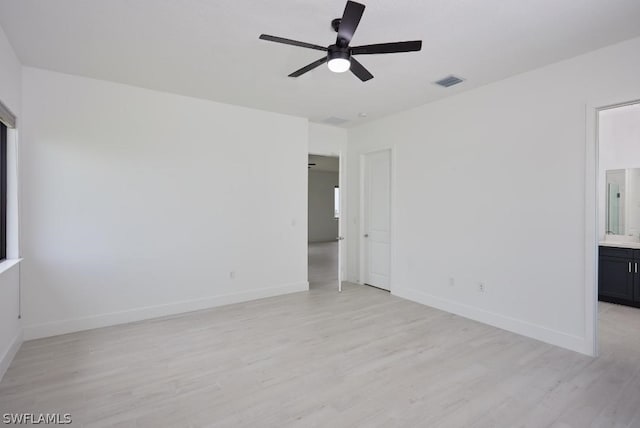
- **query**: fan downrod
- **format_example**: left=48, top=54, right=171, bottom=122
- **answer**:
left=331, top=18, right=341, bottom=32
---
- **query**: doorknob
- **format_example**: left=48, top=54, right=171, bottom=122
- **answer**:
left=337, top=236, right=345, bottom=240
left=364, top=234, right=369, bottom=238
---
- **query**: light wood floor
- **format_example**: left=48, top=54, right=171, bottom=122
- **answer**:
left=1, top=243, right=639, bottom=427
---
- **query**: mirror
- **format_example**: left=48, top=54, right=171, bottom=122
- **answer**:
left=606, top=168, right=640, bottom=237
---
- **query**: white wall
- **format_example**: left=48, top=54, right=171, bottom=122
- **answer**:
left=308, top=170, right=339, bottom=242
left=0, top=23, right=22, bottom=381
left=347, top=36, right=640, bottom=355
left=20, top=67, right=309, bottom=339
left=0, top=28, right=20, bottom=113
left=598, top=103, right=640, bottom=239
left=308, top=123, right=347, bottom=157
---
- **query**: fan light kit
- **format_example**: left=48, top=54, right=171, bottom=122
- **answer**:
left=328, top=58, right=350, bottom=73
left=259, top=0, right=422, bottom=82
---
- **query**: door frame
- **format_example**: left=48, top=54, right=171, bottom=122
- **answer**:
left=359, top=147, right=395, bottom=291
left=585, top=95, right=640, bottom=357
left=308, top=149, right=347, bottom=292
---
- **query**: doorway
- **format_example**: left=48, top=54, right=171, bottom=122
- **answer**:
left=308, top=154, right=341, bottom=290
left=361, top=149, right=391, bottom=291
left=593, top=100, right=640, bottom=357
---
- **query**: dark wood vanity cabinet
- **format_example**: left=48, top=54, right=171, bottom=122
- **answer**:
left=599, top=246, right=640, bottom=307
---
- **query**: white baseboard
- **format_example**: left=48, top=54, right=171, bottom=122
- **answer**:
left=392, top=286, right=591, bottom=356
left=0, top=331, right=23, bottom=382
left=24, top=281, right=309, bottom=341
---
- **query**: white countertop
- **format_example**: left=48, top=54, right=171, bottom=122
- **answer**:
left=599, top=241, right=640, bottom=249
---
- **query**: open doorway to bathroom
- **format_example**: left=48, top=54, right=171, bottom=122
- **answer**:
left=308, top=154, right=341, bottom=289
left=596, top=101, right=640, bottom=357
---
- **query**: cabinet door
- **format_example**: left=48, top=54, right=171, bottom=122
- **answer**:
left=634, top=253, right=640, bottom=303
left=599, top=256, right=634, bottom=302
left=635, top=266, right=640, bottom=303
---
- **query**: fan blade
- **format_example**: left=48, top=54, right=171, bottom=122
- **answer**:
left=289, top=57, right=328, bottom=77
left=351, top=40, right=422, bottom=55
left=259, top=34, right=328, bottom=52
left=350, top=58, right=373, bottom=82
left=337, top=1, right=365, bottom=47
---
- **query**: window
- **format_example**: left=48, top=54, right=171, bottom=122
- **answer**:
left=0, top=122, right=6, bottom=260
left=334, top=186, right=340, bottom=219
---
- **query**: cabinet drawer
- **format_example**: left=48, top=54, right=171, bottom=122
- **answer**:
left=599, top=246, right=633, bottom=259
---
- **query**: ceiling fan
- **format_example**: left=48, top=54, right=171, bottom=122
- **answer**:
left=259, top=0, right=422, bottom=82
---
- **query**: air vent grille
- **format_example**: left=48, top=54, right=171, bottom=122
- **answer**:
left=434, top=75, right=465, bottom=88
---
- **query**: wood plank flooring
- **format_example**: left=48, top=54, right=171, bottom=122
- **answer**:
left=0, top=243, right=639, bottom=427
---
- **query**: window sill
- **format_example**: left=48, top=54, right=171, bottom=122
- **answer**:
left=0, top=258, right=22, bottom=276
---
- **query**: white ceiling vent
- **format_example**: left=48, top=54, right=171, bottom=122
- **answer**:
left=323, top=117, right=350, bottom=126
left=434, top=75, right=465, bottom=88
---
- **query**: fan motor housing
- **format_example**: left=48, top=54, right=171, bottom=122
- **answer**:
left=327, top=44, right=350, bottom=61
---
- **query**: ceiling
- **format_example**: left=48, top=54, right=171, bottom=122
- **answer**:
left=1, top=0, right=640, bottom=127
left=309, top=155, right=339, bottom=172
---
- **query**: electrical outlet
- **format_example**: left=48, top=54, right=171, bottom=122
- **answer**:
left=478, top=282, right=485, bottom=293
left=449, top=277, right=455, bottom=287
left=230, top=271, right=236, bottom=279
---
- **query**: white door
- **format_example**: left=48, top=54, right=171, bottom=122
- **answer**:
left=337, top=159, right=344, bottom=292
left=338, top=224, right=343, bottom=292
left=363, top=150, right=391, bottom=290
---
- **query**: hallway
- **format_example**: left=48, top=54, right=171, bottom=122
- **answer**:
left=308, top=241, right=338, bottom=289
